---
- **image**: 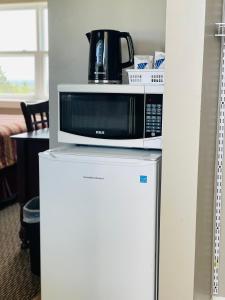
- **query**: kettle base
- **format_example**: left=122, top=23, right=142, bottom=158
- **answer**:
left=88, top=79, right=121, bottom=84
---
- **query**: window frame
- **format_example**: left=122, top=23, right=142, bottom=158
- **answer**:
left=0, top=2, right=48, bottom=102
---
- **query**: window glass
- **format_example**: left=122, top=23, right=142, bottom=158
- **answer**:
left=0, top=9, right=36, bottom=51
left=43, top=8, right=49, bottom=51
left=0, top=56, right=35, bottom=94
left=44, top=55, right=49, bottom=96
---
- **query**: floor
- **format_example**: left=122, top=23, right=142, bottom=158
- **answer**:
left=0, top=203, right=40, bottom=300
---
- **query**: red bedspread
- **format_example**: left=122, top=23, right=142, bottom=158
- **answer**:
left=0, top=114, right=26, bottom=170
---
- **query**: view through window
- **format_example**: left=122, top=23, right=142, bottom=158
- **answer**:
left=0, top=3, right=48, bottom=100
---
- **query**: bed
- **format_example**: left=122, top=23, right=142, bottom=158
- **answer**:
left=0, top=114, right=26, bottom=206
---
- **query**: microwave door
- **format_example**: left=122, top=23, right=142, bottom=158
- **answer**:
left=59, top=93, right=144, bottom=141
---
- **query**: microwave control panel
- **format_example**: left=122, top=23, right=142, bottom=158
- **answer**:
left=145, top=94, right=163, bottom=138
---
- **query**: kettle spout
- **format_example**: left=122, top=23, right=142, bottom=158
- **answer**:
left=86, top=32, right=91, bottom=42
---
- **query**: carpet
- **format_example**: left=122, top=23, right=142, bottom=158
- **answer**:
left=0, top=203, right=40, bottom=300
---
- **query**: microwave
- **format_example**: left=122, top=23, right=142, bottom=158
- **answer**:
left=58, top=84, right=163, bottom=149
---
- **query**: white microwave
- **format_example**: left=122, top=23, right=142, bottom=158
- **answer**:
left=58, top=84, right=164, bottom=149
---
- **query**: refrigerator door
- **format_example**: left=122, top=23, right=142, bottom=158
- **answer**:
left=40, top=149, right=160, bottom=300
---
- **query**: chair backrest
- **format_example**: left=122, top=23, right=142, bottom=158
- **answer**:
left=20, top=101, right=49, bottom=132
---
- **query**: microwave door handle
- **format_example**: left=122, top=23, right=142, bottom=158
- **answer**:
left=133, top=98, right=136, bottom=135
left=129, top=98, right=132, bottom=135
left=129, top=97, right=135, bottom=136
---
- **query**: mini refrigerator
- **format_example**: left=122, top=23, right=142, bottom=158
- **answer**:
left=39, top=146, right=161, bottom=300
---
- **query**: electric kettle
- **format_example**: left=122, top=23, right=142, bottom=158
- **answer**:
left=86, top=29, right=134, bottom=84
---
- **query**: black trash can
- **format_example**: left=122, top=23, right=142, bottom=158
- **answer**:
left=23, top=196, right=40, bottom=276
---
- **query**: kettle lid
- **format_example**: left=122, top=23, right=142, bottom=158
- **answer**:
left=88, top=29, right=121, bottom=34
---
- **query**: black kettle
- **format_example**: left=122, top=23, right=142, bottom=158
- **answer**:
left=86, top=29, right=134, bottom=84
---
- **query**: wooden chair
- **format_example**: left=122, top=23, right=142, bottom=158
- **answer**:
left=20, top=101, right=49, bottom=132
left=19, top=100, right=49, bottom=248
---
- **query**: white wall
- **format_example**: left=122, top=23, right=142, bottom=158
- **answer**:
left=48, top=0, right=166, bottom=147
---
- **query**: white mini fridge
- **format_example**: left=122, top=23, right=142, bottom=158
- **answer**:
left=39, top=146, right=161, bottom=300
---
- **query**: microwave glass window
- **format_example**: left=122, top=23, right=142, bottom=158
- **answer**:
left=60, top=93, right=144, bottom=139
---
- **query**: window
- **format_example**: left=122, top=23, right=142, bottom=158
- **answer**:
left=0, top=3, right=48, bottom=101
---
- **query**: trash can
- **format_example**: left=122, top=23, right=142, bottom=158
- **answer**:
left=23, top=196, right=40, bottom=276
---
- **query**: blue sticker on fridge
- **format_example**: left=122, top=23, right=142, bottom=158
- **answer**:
left=140, top=176, right=148, bottom=183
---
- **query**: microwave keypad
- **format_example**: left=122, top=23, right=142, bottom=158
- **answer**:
left=145, top=103, right=162, bottom=137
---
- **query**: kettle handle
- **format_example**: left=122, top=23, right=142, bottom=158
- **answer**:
left=120, top=32, right=134, bottom=69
